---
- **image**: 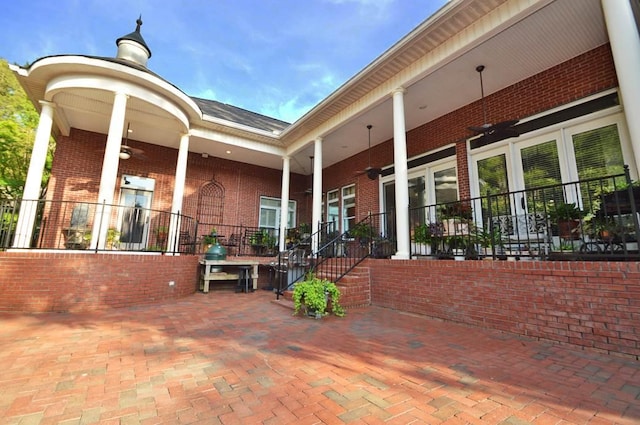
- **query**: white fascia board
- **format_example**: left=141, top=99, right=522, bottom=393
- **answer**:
left=189, top=127, right=285, bottom=156
left=46, top=74, right=190, bottom=130
left=25, top=55, right=202, bottom=122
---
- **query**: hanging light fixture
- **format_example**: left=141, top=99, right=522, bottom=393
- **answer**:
left=119, top=123, right=133, bottom=160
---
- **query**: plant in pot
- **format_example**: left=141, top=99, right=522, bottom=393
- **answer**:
left=292, top=273, right=345, bottom=319
left=106, top=227, right=121, bottom=250
left=439, top=201, right=472, bottom=237
left=347, top=221, right=375, bottom=257
left=413, top=222, right=433, bottom=255
left=155, top=225, right=169, bottom=245
left=549, top=202, right=583, bottom=240
left=202, top=227, right=218, bottom=246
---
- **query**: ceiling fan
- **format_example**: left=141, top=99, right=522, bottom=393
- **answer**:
left=119, top=122, right=146, bottom=160
left=355, top=124, right=382, bottom=180
left=467, top=65, right=520, bottom=144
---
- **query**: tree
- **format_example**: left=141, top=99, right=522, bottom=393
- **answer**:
left=0, top=58, right=54, bottom=199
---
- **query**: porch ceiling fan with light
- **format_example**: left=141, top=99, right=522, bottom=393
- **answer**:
left=467, top=65, right=520, bottom=144
left=355, top=124, right=382, bottom=180
left=119, top=122, right=146, bottom=160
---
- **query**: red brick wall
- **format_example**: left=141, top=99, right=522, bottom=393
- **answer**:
left=48, top=129, right=311, bottom=227
left=0, top=252, right=199, bottom=312
left=366, top=258, right=640, bottom=358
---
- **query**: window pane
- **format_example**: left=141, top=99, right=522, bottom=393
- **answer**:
left=343, top=197, right=355, bottom=232
left=478, top=154, right=511, bottom=217
left=434, top=167, right=458, bottom=204
left=573, top=124, right=624, bottom=180
left=409, top=177, right=425, bottom=226
left=521, top=140, right=563, bottom=211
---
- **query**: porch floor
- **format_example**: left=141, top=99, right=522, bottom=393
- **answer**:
left=0, top=290, right=638, bottom=424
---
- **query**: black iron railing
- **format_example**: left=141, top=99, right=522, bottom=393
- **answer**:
left=409, top=168, right=640, bottom=261
left=0, top=199, right=197, bottom=254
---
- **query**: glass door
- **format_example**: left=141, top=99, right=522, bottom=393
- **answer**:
left=118, top=176, right=154, bottom=250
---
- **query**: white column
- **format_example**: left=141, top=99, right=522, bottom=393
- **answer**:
left=168, top=133, right=190, bottom=252
left=12, top=101, right=55, bottom=248
left=392, top=88, right=410, bottom=259
left=279, top=156, right=291, bottom=252
left=312, top=137, right=323, bottom=255
left=90, top=92, right=128, bottom=249
left=602, top=0, right=640, bottom=177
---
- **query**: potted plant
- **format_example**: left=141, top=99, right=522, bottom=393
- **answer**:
left=155, top=225, right=169, bottom=245
left=413, top=222, right=433, bottom=255
left=292, top=273, right=345, bottom=319
left=439, top=201, right=472, bottom=237
left=202, top=227, right=218, bottom=246
left=549, top=202, right=583, bottom=240
left=106, top=228, right=121, bottom=250
left=346, top=221, right=374, bottom=257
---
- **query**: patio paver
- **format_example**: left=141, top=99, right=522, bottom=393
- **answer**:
left=0, top=289, right=638, bottom=424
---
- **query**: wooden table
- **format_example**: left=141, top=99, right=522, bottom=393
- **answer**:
left=199, top=259, right=259, bottom=293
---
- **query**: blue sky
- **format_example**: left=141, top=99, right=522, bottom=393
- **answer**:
left=1, top=0, right=448, bottom=123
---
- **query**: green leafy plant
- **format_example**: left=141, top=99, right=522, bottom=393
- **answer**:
left=202, top=227, right=218, bottom=245
left=549, top=202, right=583, bottom=221
left=292, top=273, right=345, bottom=318
left=348, top=222, right=374, bottom=240
left=106, top=227, right=120, bottom=249
left=413, top=223, right=433, bottom=244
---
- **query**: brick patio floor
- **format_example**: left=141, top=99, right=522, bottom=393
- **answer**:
left=0, top=289, right=638, bottom=425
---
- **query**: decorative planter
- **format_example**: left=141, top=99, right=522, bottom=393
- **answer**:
left=411, top=242, right=432, bottom=256
left=443, top=219, right=469, bottom=236
left=558, top=219, right=581, bottom=240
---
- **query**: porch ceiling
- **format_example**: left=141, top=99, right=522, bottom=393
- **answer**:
left=286, top=0, right=608, bottom=174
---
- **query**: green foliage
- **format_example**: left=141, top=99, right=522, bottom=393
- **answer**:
left=348, top=221, right=374, bottom=239
left=292, top=273, right=345, bottom=318
left=549, top=202, right=583, bottom=221
left=202, top=227, right=218, bottom=244
left=0, top=58, right=55, bottom=198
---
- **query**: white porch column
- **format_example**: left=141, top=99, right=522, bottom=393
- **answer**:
left=90, top=92, right=128, bottom=249
left=279, top=156, right=291, bottom=252
left=168, top=133, right=190, bottom=252
left=12, top=101, right=55, bottom=248
left=312, top=137, right=323, bottom=255
left=392, top=88, right=410, bottom=259
left=602, top=0, right=640, bottom=177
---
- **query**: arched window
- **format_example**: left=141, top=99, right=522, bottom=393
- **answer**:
left=197, top=180, right=225, bottom=226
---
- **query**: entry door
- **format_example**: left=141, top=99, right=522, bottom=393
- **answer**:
left=118, top=176, right=154, bottom=250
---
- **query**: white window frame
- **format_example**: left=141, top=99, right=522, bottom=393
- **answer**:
left=259, top=196, right=296, bottom=229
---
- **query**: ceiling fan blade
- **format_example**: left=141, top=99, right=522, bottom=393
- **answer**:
left=491, top=119, right=519, bottom=129
left=467, top=124, right=490, bottom=134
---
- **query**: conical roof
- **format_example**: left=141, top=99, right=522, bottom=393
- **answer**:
left=116, top=16, right=152, bottom=65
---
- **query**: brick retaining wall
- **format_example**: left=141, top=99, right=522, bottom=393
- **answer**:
left=0, top=252, right=200, bottom=312
left=366, top=259, right=640, bottom=358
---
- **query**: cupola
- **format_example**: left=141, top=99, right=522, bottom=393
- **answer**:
left=116, top=16, right=152, bottom=67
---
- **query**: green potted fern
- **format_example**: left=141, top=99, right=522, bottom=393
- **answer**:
left=292, top=273, right=345, bottom=319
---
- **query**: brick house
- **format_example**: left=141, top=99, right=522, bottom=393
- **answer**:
left=3, top=0, right=640, bottom=357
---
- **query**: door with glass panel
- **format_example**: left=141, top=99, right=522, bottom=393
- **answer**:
left=118, top=176, right=155, bottom=250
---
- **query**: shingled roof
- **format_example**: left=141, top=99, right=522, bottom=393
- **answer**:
left=191, top=97, right=290, bottom=133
